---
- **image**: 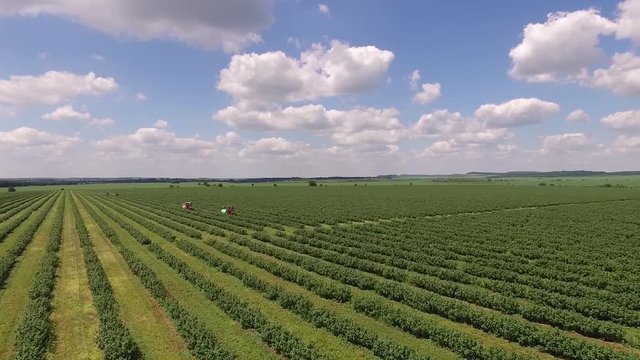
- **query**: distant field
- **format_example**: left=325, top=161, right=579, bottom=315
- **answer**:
left=4, top=174, right=640, bottom=192
left=1, top=184, right=639, bottom=359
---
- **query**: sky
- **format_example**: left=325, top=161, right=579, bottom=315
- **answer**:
left=0, top=0, right=639, bottom=178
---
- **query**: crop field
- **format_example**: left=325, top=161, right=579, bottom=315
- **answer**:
left=1, top=184, right=640, bottom=360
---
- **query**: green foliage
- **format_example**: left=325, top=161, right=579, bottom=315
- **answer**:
left=69, top=195, right=141, bottom=360
left=8, top=186, right=16, bottom=192
left=21, top=185, right=640, bottom=360
left=13, top=193, right=65, bottom=360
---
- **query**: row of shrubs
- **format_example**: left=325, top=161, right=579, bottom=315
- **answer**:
left=0, top=192, right=55, bottom=242
left=228, top=233, right=634, bottom=360
left=69, top=195, right=141, bottom=360
left=83, top=192, right=324, bottom=359
left=0, top=193, right=59, bottom=287
left=307, top=226, right=640, bottom=324
left=78, top=194, right=234, bottom=360
left=91, top=193, right=636, bottom=359
left=13, top=193, right=65, bottom=360
left=281, top=231, right=627, bottom=339
left=90, top=194, right=458, bottom=360
left=169, top=238, right=426, bottom=360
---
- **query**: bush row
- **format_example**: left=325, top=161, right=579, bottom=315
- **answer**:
left=288, top=229, right=636, bottom=330
left=223, top=234, right=635, bottom=360
left=13, top=193, right=65, bottom=360
left=96, top=195, right=202, bottom=238
left=0, top=192, right=59, bottom=287
left=140, top=241, right=327, bottom=360
left=0, top=192, right=55, bottom=242
left=182, top=237, right=351, bottom=302
left=69, top=194, right=141, bottom=360
left=79, top=195, right=235, bottom=360
left=256, top=232, right=624, bottom=341
left=89, top=195, right=432, bottom=359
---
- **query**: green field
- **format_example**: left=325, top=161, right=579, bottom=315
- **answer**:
left=1, top=183, right=640, bottom=359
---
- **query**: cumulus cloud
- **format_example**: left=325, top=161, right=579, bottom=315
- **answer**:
left=615, top=0, right=640, bottom=45
left=92, top=54, right=105, bottom=62
left=540, top=133, right=592, bottom=154
left=94, top=126, right=313, bottom=163
left=474, top=98, right=560, bottom=128
left=42, top=105, right=90, bottom=121
left=217, top=40, right=394, bottom=103
left=215, top=103, right=405, bottom=146
left=611, top=135, right=640, bottom=153
left=420, top=139, right=459, bottom=157
left=153, top=119, right=169, bottom=128
left=239, top=137, right=308, bottom=158
left=95, top=127, right=219, bottom=159
left=0, top=71, right=117, bottom=113
left=590, top=52, right=640, bottom=96
left=411, top=109, right=512, bottom=144
left=509, top=9, right=616, bottom=82
left=135, top=92, right=147, bottom=101
left=88, top=118, right=114, bottom=127
left=601, top=109, right=640, bottom=131
left=0, top=0, right=274, bottom=52
left=0, top=127, right=80, bottom=157
left=318, top=3, right=330, bottom=15
left=566, top=109, right=591, bottom=122
left=413, top=82, right=441, bottom=104
left=42, top=105, right=114, bottom=127
left=409, top=70, right=420, bottom=90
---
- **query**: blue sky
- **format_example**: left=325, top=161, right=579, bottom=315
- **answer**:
left=0, top=0, right=639, bottom=177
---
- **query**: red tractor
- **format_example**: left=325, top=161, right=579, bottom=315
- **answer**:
left=181, top=202, right=193, bottom=210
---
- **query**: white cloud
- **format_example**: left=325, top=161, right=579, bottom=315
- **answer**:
left=94, top=127, right=220, bottom=159
left=287, top=36, right=301, bottom=49
left=239, top=137, right=308, bottom=158
left=215, top=103, right=331, bottom=131
left=0, top=71, right=117, bottom=112
left=411, top=109, right=512, bottom=144
left=566, top=109, right=590, bottom=122
left=89, top=118, right=114, bottom=128
left=42, top=105, right=90, bottom=121
left=590, top=52, right=640, bottom=96
left=496, top=144, right=517, bottom=156
left=0, top=0, right=274, bottom=52
left=135, top=92, right=147, bottom=101
left=615, top=0, right=640, bottom=45
left=38, top=51, right=49, bottom=60
left=509, top=9, right=616, bottom=82
left=420, top=139, right=459, bottom=157
left=92, top=54, right=105, bottom=62
left=601, top=109, right=640, bottom=131
left=474, top=98, right=560, bottom=128
left=41, top=105, right=114, bottom=127
left=331, top=129, right=405, bottom=146
left=611, top=135, right=640, bottom=153
left=413, top=82, right=441, bottom=104
left=215, top=103, right=405, bottom=146
left=409, top=70, right=420, bottom=90
left=318, top=3, right=330, bottom=15
left=153, top=119, right=169, bottom=129
left=540, top=133, right=592, bottom=154
left=0, top=127, right=80, bottom=157
left=217, top=40, right=394, bottom=103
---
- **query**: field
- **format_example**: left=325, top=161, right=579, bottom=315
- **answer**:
left=0, top=183, right=640, bottom=360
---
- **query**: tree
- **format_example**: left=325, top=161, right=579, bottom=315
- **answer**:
left=308, top=180, right=317, bottom=186
left=8, top=187, right=16, bottom=192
